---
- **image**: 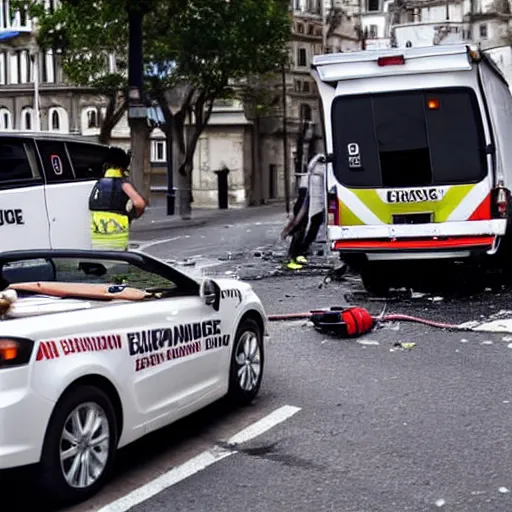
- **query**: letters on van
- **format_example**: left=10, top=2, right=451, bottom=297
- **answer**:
left=386, top=188, right=444, bottom=204
left=0, top=209, right=24, bottom=226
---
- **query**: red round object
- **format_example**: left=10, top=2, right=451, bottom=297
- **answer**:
left=341, top=307, right=374, bottom=336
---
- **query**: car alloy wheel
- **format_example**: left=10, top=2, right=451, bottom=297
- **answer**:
left=60, top=402, right=110, bottom=488
left=228, top=317, right=264, bottom=405
left=38, top=385, right=118, bottom=506
left=235, top=331, right=262, bottom=392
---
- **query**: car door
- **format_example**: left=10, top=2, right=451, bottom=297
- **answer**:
left=0, top=136, right=51, bottom=251
left=37, top=139, right=108, bottom=250
left=128, top=293, right=235, bottom=431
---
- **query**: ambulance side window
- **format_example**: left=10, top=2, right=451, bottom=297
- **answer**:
left=0, top=138, right=41, bottom=189
left=36, top=140, right=75, bottom=183
left=66, top=142, right=110, bottom=181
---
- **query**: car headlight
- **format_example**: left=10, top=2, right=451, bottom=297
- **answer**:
left=0, top=337, right=35, bottom=368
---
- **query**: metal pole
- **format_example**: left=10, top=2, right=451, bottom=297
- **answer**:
left=166, top=128, right=175, bottom=215
left=32, top=50, right=40, bottom=131
left=281, top=63, right=290, bottom=214
left=127, top=8, right=148, bottom=200
left=321, top=0, right=327, bottom=52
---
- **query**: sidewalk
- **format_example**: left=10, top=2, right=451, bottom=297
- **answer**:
left=130, top=199, right=288, bottom=234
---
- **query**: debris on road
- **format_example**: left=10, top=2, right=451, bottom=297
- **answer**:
left=394, top=342, right=416, bottom=350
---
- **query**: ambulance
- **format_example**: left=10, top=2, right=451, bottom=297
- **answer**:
left=0, top=132, right=112, bottom=252
left=311, top=44, right=512, bottom=294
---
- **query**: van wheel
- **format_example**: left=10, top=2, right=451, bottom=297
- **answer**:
left=37, top=386, right=118, bottom=506
left=361, top=264, right=391, bottom=297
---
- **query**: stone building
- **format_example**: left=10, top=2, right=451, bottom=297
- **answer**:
left=0, top=0, right=361, bottom=208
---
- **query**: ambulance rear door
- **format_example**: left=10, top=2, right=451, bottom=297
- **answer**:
left=0, top=136, right=51, bottom=251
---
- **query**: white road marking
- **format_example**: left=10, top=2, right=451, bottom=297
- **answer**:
left=97, top=405, right=301, bottom=512
left=137, top=236, right=183, bottom=252
left=226, top=405, right=302, bottom=446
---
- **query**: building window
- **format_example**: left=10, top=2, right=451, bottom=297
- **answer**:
left=303, top=81, right=311, bottom=93
left=51, top=110, right=59, bottom=130
left=367, top=0, right=380, bottom=11
left=0, top=108, right=12, bottom=130
left=48, top=107, right=69, bottom=133
left=151, top=140, right=166, bottom=163
left=81, top=107, right=101, bottom=134
left=296, top=23, right=304, bottom=33
left=369, top=24, right=378, bottom=38
left=298, top=48, right=307, bottom=67
left=87, top=109, right=98, bottom=128
left=18, top=50, right=31, bottom=84
left=41, top=49, right=56, bottom=83
left=21, top=108, right=34, bottom=131
left=1, top=0, right=10, bottom=29
left=0, top=52, right=6, bottom=85
left=479, top=24, right=488, bottom=39
left=300, top=104, right=312, bottom=121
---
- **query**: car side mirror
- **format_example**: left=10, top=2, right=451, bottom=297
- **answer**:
left=200, top=279, right=221, bottom=311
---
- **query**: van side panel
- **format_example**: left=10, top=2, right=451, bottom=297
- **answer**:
left=0, top=185, right=51, bottom=250
left=0, top=137, right=51, bottom=251
left=478, top=60, right=512, bottom=189
left=37, top=140, right=109, bottom=250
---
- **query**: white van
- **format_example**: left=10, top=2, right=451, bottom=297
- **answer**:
left=0, top=132, right=112, bottom=252
left=311, top=44, right=512, bottom=294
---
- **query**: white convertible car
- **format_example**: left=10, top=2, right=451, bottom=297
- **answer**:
left=0, top=249, right=268, bottom=505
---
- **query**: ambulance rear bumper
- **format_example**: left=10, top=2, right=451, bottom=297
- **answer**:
left=329, top=219, right=506, bottom=259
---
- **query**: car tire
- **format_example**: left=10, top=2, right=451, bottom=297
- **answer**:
left=37, top=385, right=118, bottom=506
left=227, top=318, right=264, bottom=406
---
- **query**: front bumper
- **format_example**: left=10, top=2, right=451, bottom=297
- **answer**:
left=0, top=367, right=55, bottom=469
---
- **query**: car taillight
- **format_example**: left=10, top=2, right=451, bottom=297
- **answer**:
left=491, top=182, right=511, bottom=219
left=0, top=337, right=34, bottom=368
left=327, top=186, right=339, bottom=225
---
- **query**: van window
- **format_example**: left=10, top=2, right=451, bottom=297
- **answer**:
left=36, top=140, right=75, bottom=183
left=66, top=142, right=110, bottom=180
left=0, top=139, right=39, bottom=186
left=331, top=87, right=487, bottom=188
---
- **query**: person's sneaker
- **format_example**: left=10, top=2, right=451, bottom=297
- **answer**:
left=296, top=255, right=308, bottom=264
left=285, top=259, right=303, bottom=270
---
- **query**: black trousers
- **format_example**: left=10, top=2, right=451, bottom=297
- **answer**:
left=288, top=188, right=309, bottom=260
left=289, top=210, right=325, bottom=260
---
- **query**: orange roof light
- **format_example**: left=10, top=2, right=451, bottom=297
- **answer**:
left=427, top=98, right=440, bottom=110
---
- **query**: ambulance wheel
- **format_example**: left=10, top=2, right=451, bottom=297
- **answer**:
left=361, top=264, right=391, bottom=297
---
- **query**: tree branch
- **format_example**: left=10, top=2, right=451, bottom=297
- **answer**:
left=99, top=92, right=127, bottom=143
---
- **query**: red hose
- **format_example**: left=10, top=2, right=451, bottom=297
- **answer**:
left=267, top=311, right=472, bottom=331
left=380, top=314, right=472, bottom=331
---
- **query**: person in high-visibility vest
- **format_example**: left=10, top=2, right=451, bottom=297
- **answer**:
left=89, top=146, right=146, bottom=250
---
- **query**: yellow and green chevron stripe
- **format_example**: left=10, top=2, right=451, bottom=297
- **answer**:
left=337, top=184, right=480, bottom=226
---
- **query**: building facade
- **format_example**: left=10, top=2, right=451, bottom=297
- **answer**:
left=0, top=0, right=362, bottom=208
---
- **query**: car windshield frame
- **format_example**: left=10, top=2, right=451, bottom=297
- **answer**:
left=0, top=249, right=200, bottom=295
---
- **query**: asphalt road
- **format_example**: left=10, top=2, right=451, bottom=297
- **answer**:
left=5, top=206, right=512, bottom=512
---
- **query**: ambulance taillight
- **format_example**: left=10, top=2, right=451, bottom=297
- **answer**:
left=327, top=186, right=339, bottom=225
left=491, top=181, right=510, bottom=219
